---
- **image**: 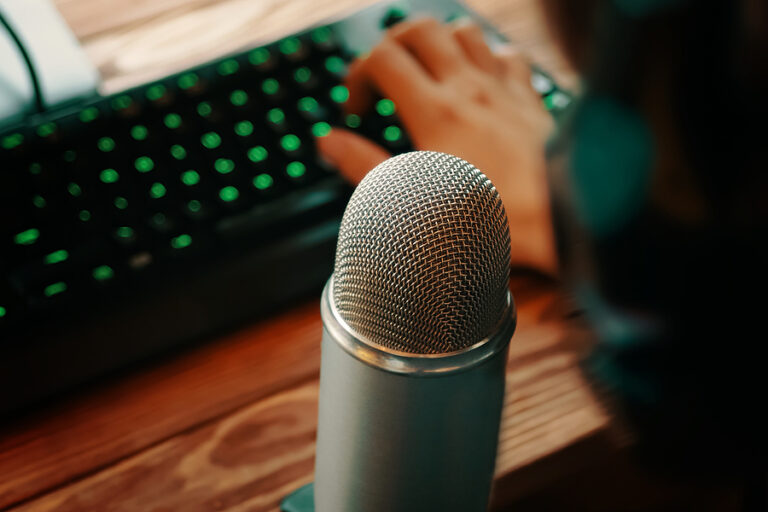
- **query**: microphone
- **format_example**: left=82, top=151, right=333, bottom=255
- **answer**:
left=314, top=151, right=516, bottom=512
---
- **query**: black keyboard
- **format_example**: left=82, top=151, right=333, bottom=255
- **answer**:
left=0, top=0, right=569, bottom=415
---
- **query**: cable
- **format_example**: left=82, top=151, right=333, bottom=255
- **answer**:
left=0, top=8, right=45, bottom=113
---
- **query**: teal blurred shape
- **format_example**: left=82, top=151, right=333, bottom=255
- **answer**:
left=281, top=483, right=314, bottom=511
left=614, top=0, right=685, bottom=17
left=570, top=96, right=654, bottom=236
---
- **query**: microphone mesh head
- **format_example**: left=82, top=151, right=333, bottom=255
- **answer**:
left=332, top=151, right=511, bottom=355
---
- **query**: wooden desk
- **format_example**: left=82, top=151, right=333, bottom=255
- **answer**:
left=0, top=1, right=613, bottom=510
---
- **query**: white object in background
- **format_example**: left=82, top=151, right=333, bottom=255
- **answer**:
left=0, top=0, right=100, bottom=126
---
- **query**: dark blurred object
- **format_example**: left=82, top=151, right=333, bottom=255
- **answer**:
left=543, top=0, right=768, bottom=498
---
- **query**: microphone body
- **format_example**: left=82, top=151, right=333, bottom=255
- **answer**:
left=313, top=151, right=515, bottom=511
left=314, top=280, right=516, bottom=512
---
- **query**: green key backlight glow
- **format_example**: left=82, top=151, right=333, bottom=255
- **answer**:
left=197, top=101, right=212, bottom=117
left=112, top=95, right=132, bottom=110
left=164, top=113, right=182, bottom=129
left=215, top=158, right=235, bottom=174
left=1, top=133, right=23, bottom=149
left=178, top=72, right=198, bottom=89
left=345, top=114, right=361, bottom=128
left=218, top=59, right=239, bottom=76
left=248, top=146, right=268, bottom=163
left=79, top=107, right=99, bottom=123
left=267, top=108, right=285, bottom=125
left=181, top=170, right=200, bottom=186
left=298, top=97, right=318, bottom=112
left=201, top=132, right=221, bottom=149
left=253, top=173, right=273, bottom=190
left=330, top=85, right=349, bottom=103
left=249, top=48, right=270, bottom=66
left=294, top=67, right=311, bottom=83
left=219, top=186, right=239, bottom=202
left=376, top=98, right=396, bottom=116
left=325, top=56, right=345, bottom=74
left=311, top=26, right=332, bottom=44
left=383, top=125, right=402, bottom=142
left=171, top=234, right=192, bottom=249
left=117, top=226, right=134, bottom=238
left=170, top=144, right=187, bottom=160
left=68, top=182, right=82, bottom=197
left=36, top=122, right=56, bottom=137
left=230, top=90, right=248, bottom=106
left=92, top=265, right=114, bottom=281
left=149, top=182, right=167, bottom=199
left=100, top=168, right=119, bottom=183
left=280, top=37, right=301, bottom=55
left=45, top=249, right=68, bottom=265
left=44, top=282, right=67, bottom=297
left=312, top=122, right=331, bottom=137
left=15, top=228, right=39, bottom=245
left=131, top=125, right=148, bottom=140
left=262, top=78, right=280, bottom=95
left=234, top=121, right=253, bottom=136
left=281, top=134, right=301, bottom=152
left=135, top=156, right=154, bottom=172
left=286, top=161, right=306, bottom=178
left=98, top=137, right=115, bottom=152
left=146, top=84, right=166, bottom=101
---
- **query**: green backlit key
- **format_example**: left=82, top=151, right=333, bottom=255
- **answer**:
left=253, top=173, right=273, bottom=190
left=249, top=47, right=272, bottom=68
left=164, top=113, right=182, bottom=129
left=14, top=228, right=39, bottom=246
left=248, top=146, right=268, bottom=163
left=262, top=78, right=280, bottom=96
left=230, top=90, right=248, bottom=106
left=135, top=156, right=154, bottom=172
left=281, top=134, right=301, bottom=152
left=92, top=265, right=114, bottom=282
left=219, top=186, right=239, bottom=203
left=43, top=282, right=67, bottom=298
left=218, top=59, right=239, bottom=76
left=201, top=132, right=221, bottom=149
left=149, top=182, right=167, bottom=199
left=44, top=250, right=68, bottom=265
left=131, top=125, right=149, bottom=141
left=181, top=170, right=200, bottom=186
left=234, top=121, right=254, bottom=137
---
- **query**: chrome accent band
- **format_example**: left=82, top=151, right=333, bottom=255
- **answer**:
left=321, top=277, right=516, bottom=376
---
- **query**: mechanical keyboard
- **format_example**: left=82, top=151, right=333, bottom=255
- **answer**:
left=0, top=0, right=570, bottom=415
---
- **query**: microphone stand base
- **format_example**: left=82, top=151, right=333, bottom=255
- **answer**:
left=280, top=482, right=314, bottom=512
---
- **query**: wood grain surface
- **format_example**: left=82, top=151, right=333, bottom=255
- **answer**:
left=4, top=277, right=608, bottom=512
left=52, top=0, right=577, bottom=95
left=0, top=1, right=600, bottom=511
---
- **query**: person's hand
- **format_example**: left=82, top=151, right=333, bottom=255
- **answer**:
left=316, top=18, right=558, bottom=275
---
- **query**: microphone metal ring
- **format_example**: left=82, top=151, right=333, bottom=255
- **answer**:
left=322, top=277, right=516, bottom=376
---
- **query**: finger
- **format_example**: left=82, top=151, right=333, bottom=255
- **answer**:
left=315, top=128, right=390, bottom=185
left=495, top=46, right=532, bottom=84
left=451, top=21, right=498, bottom=75
left=389, top=17, right=469, bottom=80
left=345, top=35, right=438, bottom=125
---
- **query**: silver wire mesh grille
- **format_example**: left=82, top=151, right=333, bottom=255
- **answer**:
left=332, top=151, right=511, bottom=354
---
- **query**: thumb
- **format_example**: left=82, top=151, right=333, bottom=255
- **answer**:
left=316, top=128, right=390, bottom=184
